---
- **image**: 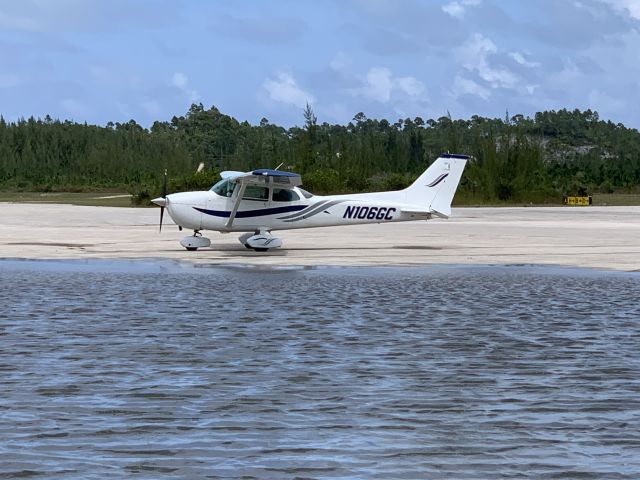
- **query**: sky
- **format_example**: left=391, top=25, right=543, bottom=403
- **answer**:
left=1, top=0, right=640, bottom=128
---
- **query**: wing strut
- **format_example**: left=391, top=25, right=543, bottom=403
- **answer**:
left=225, top=181, right=247, bottom=229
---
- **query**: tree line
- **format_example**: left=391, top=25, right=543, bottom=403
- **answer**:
left=0, top=105, right=639, bottom=204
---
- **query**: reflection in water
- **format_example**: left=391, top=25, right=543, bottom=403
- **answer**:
left=1, top=261, right=639, bottom=478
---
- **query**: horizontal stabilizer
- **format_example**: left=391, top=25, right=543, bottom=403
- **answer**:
left=400, top=208, right=430, bottom=214
left=401, top=207, right=449, bottom=219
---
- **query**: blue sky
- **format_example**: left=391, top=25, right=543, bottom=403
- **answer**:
left=1, top=0, right=640, bottom=128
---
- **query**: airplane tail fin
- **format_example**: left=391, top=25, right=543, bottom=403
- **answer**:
left=403, top=154, right=468, bottom=218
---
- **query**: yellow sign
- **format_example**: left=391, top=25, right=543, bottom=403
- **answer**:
left=563, top=196, right=592, bottom=206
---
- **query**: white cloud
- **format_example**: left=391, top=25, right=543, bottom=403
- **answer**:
left=442, top=2, right=464, bottom=19
left=263, top=71, right=315, bottom=108
left=451, top=75, right=490, bottom=100
left=442, top=0, right=481, bottom=19
left=171, top=72, right=199, bottom=102
left=171, top=72, right=188, bottom=89
left=599, top=0, right=640, bottom=20
left=360, top=67, right=394, bottom=102
left=396, top=76, right=425, bottom=96
left=555, top=60, right=582, bottom=84
left=509, top=52, right=541, bottom=68
left=455, top=33, right=519, bottom=89
left=351, top=67, right=426, bottom=103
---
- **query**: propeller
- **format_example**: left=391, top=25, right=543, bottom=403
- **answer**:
left=151, top=169, right=168, bottom=232
left=160, top=169, right=167, bottom=232
left=152, top=162, right=200, bottom=232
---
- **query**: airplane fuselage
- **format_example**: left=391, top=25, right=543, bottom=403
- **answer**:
left=164, top=188, right=429, bottom=233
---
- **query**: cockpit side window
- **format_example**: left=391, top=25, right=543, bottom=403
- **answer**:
left=272, top=188, right=300, bottom=202
left=243, top=186, right=269, bottom=201
left=211, top=179, right=236, bottom=197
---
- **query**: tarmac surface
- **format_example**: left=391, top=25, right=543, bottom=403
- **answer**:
left=1, top=203, right=639, bottom=271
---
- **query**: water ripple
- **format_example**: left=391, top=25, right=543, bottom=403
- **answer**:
left=1, top=261, right=639, bottom=478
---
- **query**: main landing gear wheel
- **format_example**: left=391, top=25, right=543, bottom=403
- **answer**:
left=238, top=231, right=283, bottom=252
left=180, top=231, right=211, bottom=251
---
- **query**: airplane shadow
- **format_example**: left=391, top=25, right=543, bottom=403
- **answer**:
left=213, top=244, right=442, bottom=254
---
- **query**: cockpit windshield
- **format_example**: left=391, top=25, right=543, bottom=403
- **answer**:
left=211, top=178, right=236, bottom=197
left=298, top=188, right=314, bottom=199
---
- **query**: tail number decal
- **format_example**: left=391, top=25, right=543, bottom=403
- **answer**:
left=343, top=206, right=396, bottom=220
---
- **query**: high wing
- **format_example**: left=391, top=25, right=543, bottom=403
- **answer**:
left=225, top=169, right=303, bottom=228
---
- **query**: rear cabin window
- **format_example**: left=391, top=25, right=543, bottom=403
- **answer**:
left=272, top=188, right=300, bottom=202
left=243, top=186, right=269, bottom=201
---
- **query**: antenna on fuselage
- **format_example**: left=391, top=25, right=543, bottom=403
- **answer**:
left=274, top=162, right=284, bottom=171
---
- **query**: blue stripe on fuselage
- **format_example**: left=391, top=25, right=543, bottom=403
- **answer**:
left=194, top=205, right=307, bottom=218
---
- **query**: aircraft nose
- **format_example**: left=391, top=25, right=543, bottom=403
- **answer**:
left=152, top=197, right=167, bottom=207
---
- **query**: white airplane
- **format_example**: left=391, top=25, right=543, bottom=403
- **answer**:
left=152, top=153, right=468, bottom=251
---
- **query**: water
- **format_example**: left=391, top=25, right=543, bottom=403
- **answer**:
left=1, top=260, right=639, bottom=479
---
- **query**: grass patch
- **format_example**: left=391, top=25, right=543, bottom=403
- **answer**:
left=592, top=193, right=640, bottom=206
left=0, top=191, right=134, bottom=207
